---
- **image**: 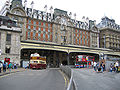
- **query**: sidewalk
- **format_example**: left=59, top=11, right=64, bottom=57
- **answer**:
left=0, top=68, right=26, bottom=76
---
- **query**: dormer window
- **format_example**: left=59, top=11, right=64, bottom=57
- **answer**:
left=14, top=10, right=22, bottom=15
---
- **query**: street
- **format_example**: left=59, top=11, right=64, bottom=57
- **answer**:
left=73, top=68, right=120, bottom=90
left=0, top=68, right=66, bottom=90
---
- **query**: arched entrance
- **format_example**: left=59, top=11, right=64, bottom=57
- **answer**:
left=20, top=48, right=68, bottom=68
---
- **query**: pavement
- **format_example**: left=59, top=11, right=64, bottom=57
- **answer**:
left=0, top=68, right=26, bottom=76
left=73, top=68, right=120, bottom=90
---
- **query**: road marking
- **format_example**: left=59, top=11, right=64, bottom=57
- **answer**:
left=59, top=70, right=69, bottom=89
left=0, top=73, right=11, bottom=78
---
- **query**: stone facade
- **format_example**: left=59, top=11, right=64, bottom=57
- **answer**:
left=0, top=16, right=21, bottom=65
left=0, top=0, right=99, bottom=48
left=97, top=16, right=120, bottom=51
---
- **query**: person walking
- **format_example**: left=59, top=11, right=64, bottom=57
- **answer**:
left=115, top=61, right=119, bottom=72
left=8, top=62, right=12, bottom=72
left=0, top=62, right=3, bottom=73
left=110, top=63, right=113, bottom=72
left=93, top=62, right=97, bottom=72
left=3, top=62, right=6, bottom=72
left=100, top=62, right=104, bottom=72
left=113, top=63, right=116, bottom=72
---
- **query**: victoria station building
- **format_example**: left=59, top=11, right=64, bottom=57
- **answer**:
left=0, top=0, right=120, bottom=68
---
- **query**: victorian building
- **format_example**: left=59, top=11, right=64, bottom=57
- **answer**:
left=97, top=16, right=120, bottom=61
left=0, top=0, right=119, bottom=67
left=0, top=15, right=21, bottom=65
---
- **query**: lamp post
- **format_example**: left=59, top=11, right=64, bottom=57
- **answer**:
left=67, top=49, right=70, bottom=65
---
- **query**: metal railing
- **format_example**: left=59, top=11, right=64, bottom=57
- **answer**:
left=60, top=65, right=76, bottom=90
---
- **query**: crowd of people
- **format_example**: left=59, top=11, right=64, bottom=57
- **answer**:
left=110, top=61, right=119, bottom=72
left=0, top=61, right=17, bottom=73
left=93, top=61, right=106, bottom=73
left=93, top=61, right=119, bottom=73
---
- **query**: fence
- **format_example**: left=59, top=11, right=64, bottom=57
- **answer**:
left=60, top=65, right=76, bottom=90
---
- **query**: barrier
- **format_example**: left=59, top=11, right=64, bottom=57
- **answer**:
left=60, top=65, right=76, bottom=90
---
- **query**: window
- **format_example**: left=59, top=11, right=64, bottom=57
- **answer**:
left=48, top=24, right=50, bottom=29
left=6, top=34, right=11, bottom=41
left=33, top=26, right=36, bottom=30
left=29, top=20, right=31, bottom=24
left=48, top=34, right=50, bottom=40
left=5, top=47, right=10, bottom=53
left=38, top=32, right=41, bottom=40
left=38, top=32, right=41, bottom=37
left=39, top=22, right=41, bottom=26
left=34, top=21, right=36, bottom=25
left=28, top=25, right=30, bottom=29
left=33, top=31, right=36, bottom=40
left=43, top=28, right=46, bottom=32
left=43, top=33, right=45, bottom=41
left=38, top=27, right=41, bottom=31
left=27, top=31, right=30, bottom=39
left=43, top=22, right=46, bottom=28
left=48, top=29, right=50, bottom=33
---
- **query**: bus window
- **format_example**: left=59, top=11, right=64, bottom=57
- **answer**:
left=30, top=61, right=34, bottom=63
left=83, top=56, right=86, bottom=59
left=34, top=61, right=38, bottom=63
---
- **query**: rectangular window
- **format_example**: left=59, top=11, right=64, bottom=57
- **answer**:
left=5, top=47, right=10, bottom=53
left=33, top=31, right=36, bottom=40
left=43, top=22, right=46, bottom=28
left=29, top=20, right=31, bottom=24
left=33, top=26, right=36, bottom=30
left=6, top=34, right=11, bottom=41
left=28, top=31, right=30, bottom=39
left=48, top=24, right=50, bottom=28
left=43, top=28, right=46, bottom=32
left=34, top=21, right=36, bottom=25
left=38, top=27, right=41, bottom=31
left=39, top=21, right=41, bottom=26
left=28, top=25, right=30, bottom=29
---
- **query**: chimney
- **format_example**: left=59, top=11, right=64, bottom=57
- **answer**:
left=31, top=1, right=34, bottom=16
left=24, top=0, right=27, bottom=11
left=69, top=12, right=72, bottom=18
left=44, top=5, right=47, bottom=13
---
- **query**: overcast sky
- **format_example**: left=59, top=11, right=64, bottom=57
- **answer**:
left=0, top=0, right=120, bottom=24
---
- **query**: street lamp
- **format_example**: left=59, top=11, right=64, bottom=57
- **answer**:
left=67, top=49, right=70, bottom=65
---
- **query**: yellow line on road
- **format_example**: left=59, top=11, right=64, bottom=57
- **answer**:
left=59, top=70, right=69, bottom=89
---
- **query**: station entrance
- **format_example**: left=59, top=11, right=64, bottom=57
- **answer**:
left=21, top=49, right=68, bottom=68
left=21, top=48, right=99, bottom=68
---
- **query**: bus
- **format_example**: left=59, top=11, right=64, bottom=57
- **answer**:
left=75, top=55, right=94, bottom=68
left=30, top=53, right=46, bottom=69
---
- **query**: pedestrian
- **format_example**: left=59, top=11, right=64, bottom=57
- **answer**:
left=8, top=62, right=12, bottom=72
left=100, top=62, right=104, bottom=72
left=103, top=63, right=106, bottom=71
left=14, top=63, right=17, bottom=69
left=0, top=62, right=3, bottom=73
left=113, top=63, right=116, bottom=72
left=110, top=63, right=113, bottom=72
left=3, top=62, right=6, bottom=72
left=115, top=61, right=119, bottom=72
left=93, top=62, right=97, bottom=72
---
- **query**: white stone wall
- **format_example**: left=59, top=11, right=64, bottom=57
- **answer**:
left=0, top=28, right=21, bottom=66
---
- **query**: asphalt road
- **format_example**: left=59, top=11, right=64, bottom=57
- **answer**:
left=73, top=68, right=120, bottom=90
left=0, top=68, right=65, bottom=90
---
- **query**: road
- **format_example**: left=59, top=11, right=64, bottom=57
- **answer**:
left=0, top=68, right=66, bottom=90
left=73, top=68, right=120, bottom=90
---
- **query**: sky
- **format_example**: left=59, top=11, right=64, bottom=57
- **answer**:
left=0, top=0, right=120, bottom=24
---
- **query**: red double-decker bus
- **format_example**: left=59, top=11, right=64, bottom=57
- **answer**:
left=75, top=55, right=94, bottom=68
left=30, top=53, right=46, bottom=69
